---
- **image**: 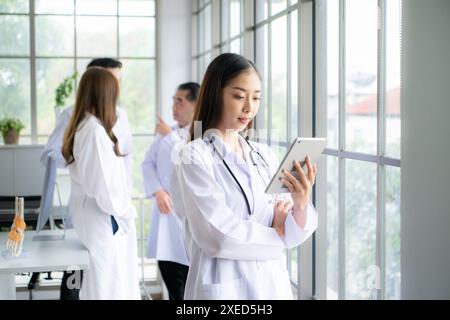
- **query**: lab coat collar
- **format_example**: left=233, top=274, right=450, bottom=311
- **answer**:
left=205, top=131, right=252, bottom=176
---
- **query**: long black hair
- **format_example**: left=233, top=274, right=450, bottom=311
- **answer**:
left=189, top=53, right=260, bottom=141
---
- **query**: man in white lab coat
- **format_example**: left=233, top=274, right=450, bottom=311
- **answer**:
left=40, top=58, right=133, bottom=300
left=141, top=82, right=199, bottom=300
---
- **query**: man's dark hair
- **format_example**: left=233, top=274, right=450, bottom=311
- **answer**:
left=177, top=82, right=200, bottom=102
left=87, top=58, right=122, bottom=69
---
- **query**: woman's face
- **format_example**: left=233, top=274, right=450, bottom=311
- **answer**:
left=217, top=69, right=261, bottom=133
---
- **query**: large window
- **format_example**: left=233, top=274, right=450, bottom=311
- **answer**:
left=0, top=0, right=157, bottom=198
left=320, top=0, right=402, bottom=300
left=192, top=0, right=246, bottom=82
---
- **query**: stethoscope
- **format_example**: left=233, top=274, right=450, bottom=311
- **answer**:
left=208, top=134, right=271, bottom=216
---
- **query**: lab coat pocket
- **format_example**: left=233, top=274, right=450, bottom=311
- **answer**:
left=201, top=277, right=247, bottom=300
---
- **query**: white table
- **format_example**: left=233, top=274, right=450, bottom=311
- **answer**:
left=0, top=229, right=89, bottom=299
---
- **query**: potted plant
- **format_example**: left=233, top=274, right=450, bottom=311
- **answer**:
left=0, top=117, right=25, bottom=145
left=54, top=72, right=78, bottom=118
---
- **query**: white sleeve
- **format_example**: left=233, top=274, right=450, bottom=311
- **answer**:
left=117, top=109, right=133, bottom=192
left=75, top=126, right=135, bottom=220
left=170, top=144, right=285, bottom=261
left=40, top=108, right=71, bottom=168
left=283, top=202, right=318, bottom=249
left=141, top=137, right=163, bottom=198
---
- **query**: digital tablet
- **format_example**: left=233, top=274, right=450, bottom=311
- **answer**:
left=265, top=137, right=327, bottom=194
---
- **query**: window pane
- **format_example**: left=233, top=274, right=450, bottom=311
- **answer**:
left=35, top=16, right=74, bottom=57
left=386, top=0, right=401, bottom=159
left=36, top=0, right=74, bottom=14
left=229, top=37, right=241, bottom=54
left=327, top=156, right=339, bottom=299
left=119, top=17, right=155, bottom=57
left=198, top=9, right=205, bottom=53
left=271, top=16, right=287, bottom=142
left=120, top=59, right=156, bottom=135
left=230, top=0, right=241, bottom=38
left=345, top=0, right=378, bottom=154
left=221, top=0, right=229, bottom=41
left=76, top=58, right=91, bottom=76
left=191, top=58, right=198, bottom=83
left=76, top=16, right=117, bottom=57
left=132, top=136, right=154, bottom=197
left=119, top=0, right=155, bottom=16
left=385, top=165, right=401, bottom=299
left=290, top=10, right=298, bottom=139
left=204, top=4, right=212, bottom=50
left=345, top=159, right=377, bottom=299
left=0, top=15, right=30, bottom=56
left=255, top=0, right=268, bottom=23
left=271, top=0, right=287, bottom=16
left=0, top=0, right=29, bottom=13
left=0, top=59, right=31, bottom=136
left=327, top=0, right=339, bottom=149
left=255, top=24, right=268, bottom=133
left=36, top=59, right=74, bottom=135
left=76, top=0, right=117, bottom=15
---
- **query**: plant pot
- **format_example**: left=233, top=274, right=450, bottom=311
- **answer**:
left=2, top=129, right=20, bottom=144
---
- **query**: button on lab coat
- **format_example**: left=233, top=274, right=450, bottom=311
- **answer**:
left=170, top=133, right=318, bottom=300
left=68, top=114, right=140, bottom=300
left=141, top=126, right=189, bottom=266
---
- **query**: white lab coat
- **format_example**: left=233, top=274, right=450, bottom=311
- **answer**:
left=141, top=126, right=189, bottom=266
left=68, top=114, right=140, bottom=300
left=41, top=105, right=133, bottom=189
left=170, top=132, right=318, bottom=300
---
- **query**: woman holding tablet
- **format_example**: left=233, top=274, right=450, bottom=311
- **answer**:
left=170, top=53, right=318, bottom=299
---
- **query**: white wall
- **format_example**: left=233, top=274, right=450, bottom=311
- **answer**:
left=157, top=0, right=192, bottom=125
left=401, top=0, right=450, bottom=299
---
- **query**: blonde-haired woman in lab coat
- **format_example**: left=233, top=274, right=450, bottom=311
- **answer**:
left=170, top=53, right=318, bottom=300
left=62, top=67, right=140, bottom=300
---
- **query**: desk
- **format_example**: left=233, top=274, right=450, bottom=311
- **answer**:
left=0, top=230, right=89, bottom=299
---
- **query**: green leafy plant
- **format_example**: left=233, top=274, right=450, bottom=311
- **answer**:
left=0, top=117, right=25, bottom=134
left=55, top=72, right=78, bottom=108
left=0, top=117, right=25, bottom=144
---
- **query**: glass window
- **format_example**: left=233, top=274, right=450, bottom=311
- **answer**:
left=290, top=10, right=298, bottom=140
left=36, top=59, right=74, bottom=135
left=345, top=0, right=378, bottom=154
left=0, top=0, right=29, bottom=14
left=385, top=165, right=401, bottom=299
left=386, top=0, right=401, bottom=159
left=0, top=59, right=31, bottom=135
left=271, top=0, right=287, bottom=16
left=76, top=16, right=117, bottom=57
left=35, top=16, right=75, bottom=57
left=345, top=159, right=377, bottom=299
left=230, top=0, right=241, bottom=38
left=204, top=4, right=212, bottom=51
left=271, top=16, right=287, bottom=142
left=0, top=15, right=30, bottom=56
left=327, top=0, right=339, bottom=149
left=120, top=59, right=156, bottom=135
left=76, top=0, right=117, bottom=16
left=119, top=0, right=155, bottom=16
left=119, top=17, right=155, bottom=57
left=229, top=37, right=241, bottom=54
left=35, top=0, right=74, bottom=14
left=327, top=156, right=339, bottom=300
